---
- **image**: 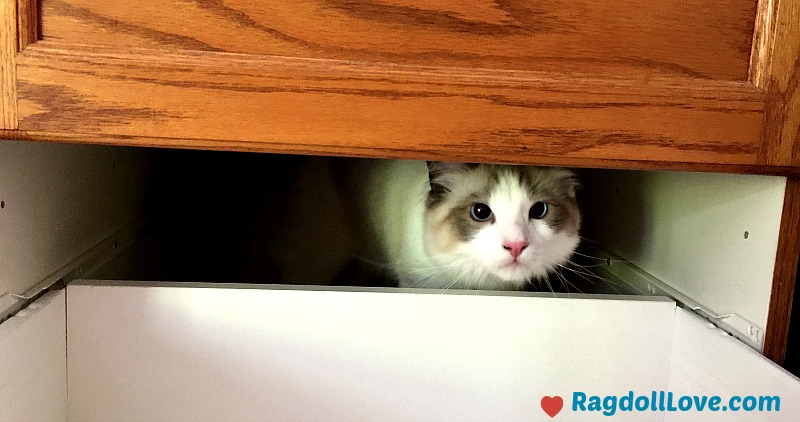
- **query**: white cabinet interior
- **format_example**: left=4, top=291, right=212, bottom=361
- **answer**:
left=0, top=141, right=787, bottom=348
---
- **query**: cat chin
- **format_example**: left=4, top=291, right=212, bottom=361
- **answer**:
left=489, top=264, right=550, bottom=285
left=491, top=264, right=537, bottom=282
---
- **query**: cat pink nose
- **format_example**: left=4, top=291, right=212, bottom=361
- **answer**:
left=502, top=241, right=529, bottom=259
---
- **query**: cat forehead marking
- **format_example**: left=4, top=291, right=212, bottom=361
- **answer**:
left=442, top=167, right=531, bottom=242
left=489, top=169, right=531, bottom=206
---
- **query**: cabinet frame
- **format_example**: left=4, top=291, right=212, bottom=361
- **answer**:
left=1, top=0, right=799, bottom=363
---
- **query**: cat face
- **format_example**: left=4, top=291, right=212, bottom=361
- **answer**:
left=423, top=162, right=581, bottom=290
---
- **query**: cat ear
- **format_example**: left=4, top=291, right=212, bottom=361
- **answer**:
left=426, top=161, right=451, bottom=201
left=559, top=170, right=580, bottom=199
left=426, top=161, right=474, bottom=204
left=426, top=161, right=453, bottom=179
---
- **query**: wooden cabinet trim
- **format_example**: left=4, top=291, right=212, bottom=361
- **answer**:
left=8, top=129, right=800, bottom=177
left=765, top=177, right=800, bottom=365
left=1, top=0, right=18, bottom=129
left=750, top=0, right=778, bottom=89
left=17, top=0, right=38, bottom=51
left=16, top=42, right=767, bottom=169
left=751, top=0, right=800, bottom=166
left=757, top=0, right=800, bottom=363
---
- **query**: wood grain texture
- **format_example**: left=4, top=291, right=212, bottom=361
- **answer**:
left=40, top=0, right=756, bottom=80
left=749, top=0, right=778, bottom=88
left=1, top=0, right=17, bottom=129
left=7, top=130, right=800, bottom=176
left=749, top=0, right=800, bottom=365
left=17, top=0, right=40, bottom=51
left=754, top=0, right=800, bottom=166
left=15, top=42, right=767, bottom=168
left=765, top=177, right=800, bottom=365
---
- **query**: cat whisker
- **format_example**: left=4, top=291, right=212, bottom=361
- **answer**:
left=559, top=261, right=627, bottom=294
left=531, top=272, right=557, bottom=296
left=571, top=250, right=622, bottom=263
left=551, top=269, right=568, bottom=292
left=415, top=269, right=445, bottom=288
left=568, top=263, right=608, bottom=268
left=545, top=278, right=556, bottom=296
left=406, top=260, right=463, bottom=275
left=565, top=258, right=610, bottom=272
left=554, top=267, right=584, bottom=294
left=559, top=263, right=600, bottom=284
left=556, top=264, right=602, bottom=290
left=439, top=265, right=470, bottom=293
left=414, top=258, right=474, bottom=288
left=474, top=268, right=491, bottom=291
left=462, top=267, right=477, bottom=291
left=417, top=256, right=493, bottom=291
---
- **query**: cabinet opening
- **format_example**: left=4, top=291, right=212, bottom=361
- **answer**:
left=99, top=148, right=787, bottom=351
left=1, top=141, right=786, bottom=352
left=89, top=149, right=636, bottom=296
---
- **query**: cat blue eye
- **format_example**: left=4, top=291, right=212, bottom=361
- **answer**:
left=469, top=203, right=493, bottom=222
left=529, top=202, right=548, bottom=219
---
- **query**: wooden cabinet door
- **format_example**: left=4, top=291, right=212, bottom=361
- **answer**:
left=0, top=0, right=796, bottom=173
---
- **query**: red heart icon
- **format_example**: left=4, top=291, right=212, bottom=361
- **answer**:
left=541, top=395, right=563, bottom=418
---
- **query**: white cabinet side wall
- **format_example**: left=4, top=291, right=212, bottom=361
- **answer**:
left=0, top=141, right=150, bottom=312
left=0, top=290, right=67, bottom=422
left=666, top=308, right=800, bottom=421
left=581, top=170, right=786, bottom=334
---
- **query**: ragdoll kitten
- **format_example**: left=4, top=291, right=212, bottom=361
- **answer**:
left=351, top=160, right=582, bottom=290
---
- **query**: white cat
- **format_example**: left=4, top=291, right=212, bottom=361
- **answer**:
left=348, top=159, right=581, bottom=290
